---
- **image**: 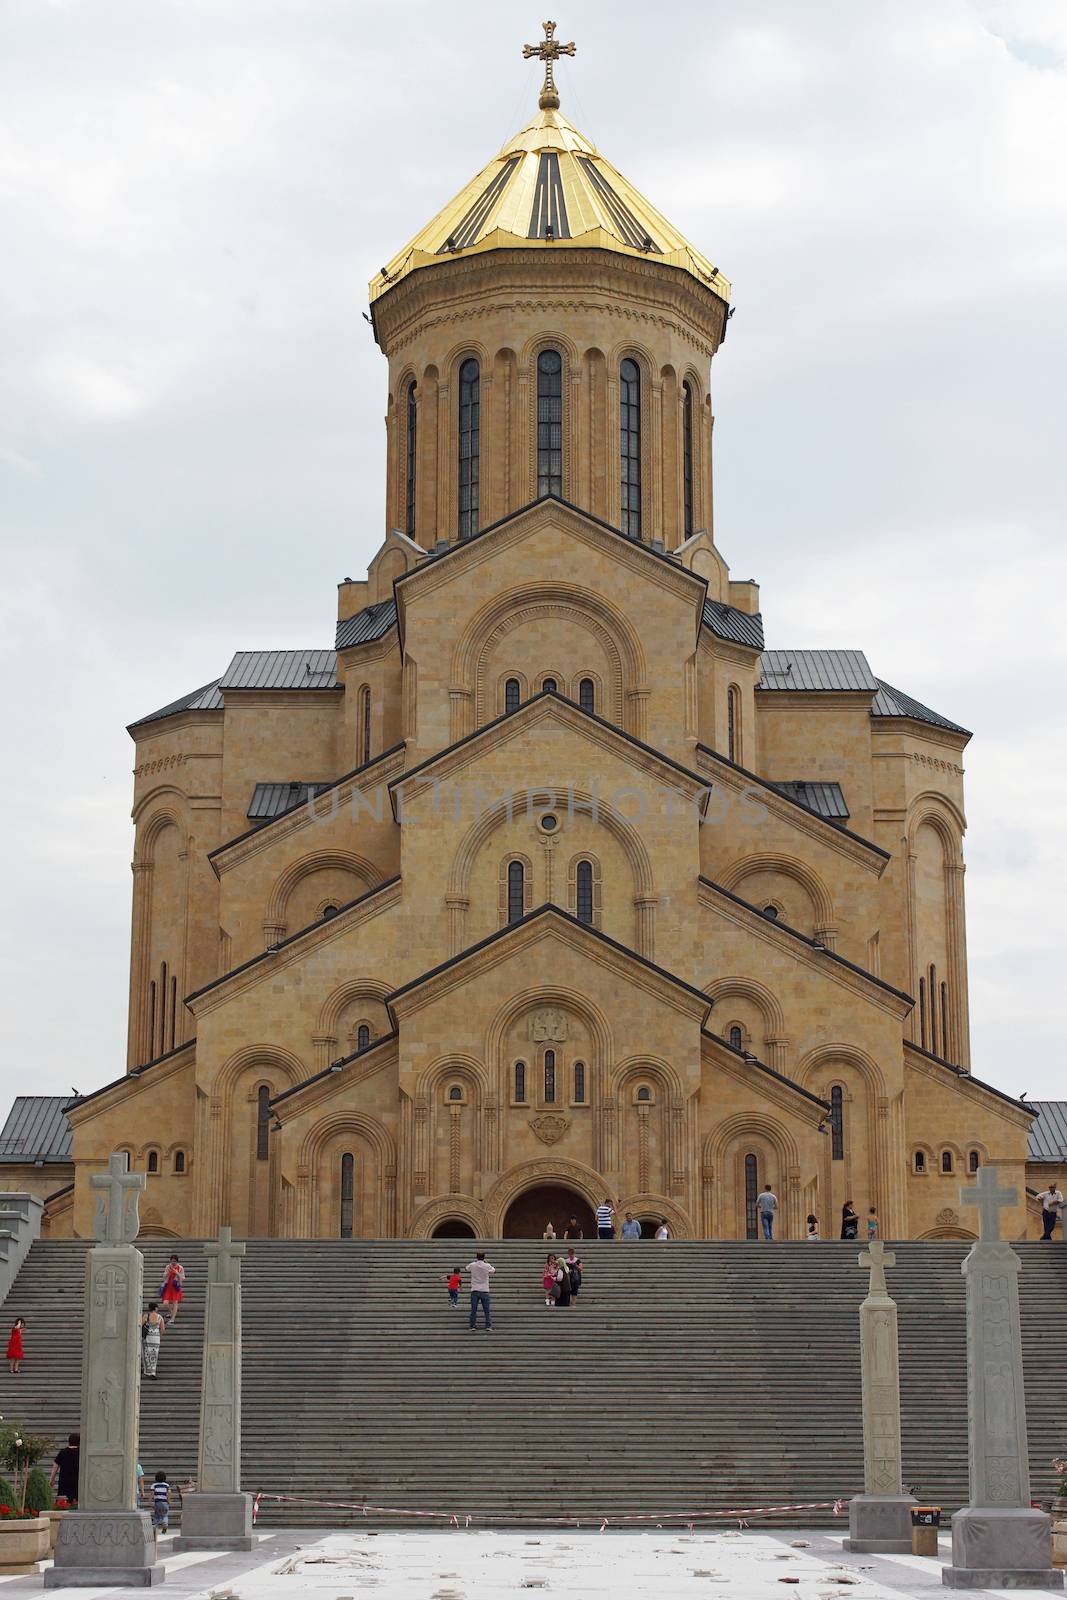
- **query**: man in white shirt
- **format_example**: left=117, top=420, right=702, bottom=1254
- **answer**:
left=756, top=1185, right=778, bottom=1240
left=1036, top=1183, right=1065, bottom=1241
left=466, top=1252, right=496, bottom=1330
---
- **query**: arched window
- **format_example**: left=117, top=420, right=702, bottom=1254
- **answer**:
left=830, top=1085, right=844, bottom=1162
left=507, top=860, right=525, bottom=924
left=727, top=685, right=741, bottom=764
left=575, top=860, right=594, bottom=925
left=762, top=905, right=778, bottom=920
left=159, top=961, right=168, bottom=1055
left=544, top=1050, right=556, bottom=1104
left=542, top=677, right=557, bottom=694
left=914, top=1150, right=926, bottom=1174
left=448, top=1084, right=463, bottom=1101
left=173, top=1149, right=186, bottom=1174
left=969, top=1149, right=980, bottom=1172
left=536, top=349, right=563, bottom=498
left=322, top=904, right=339, bottom=920
left=619, top=358, right=642, bottom=537
left=728, top=1025, right=743, bottom=1051
left=941, top=1149, right=954, bottom=1174
left=941, top=981, right=951, bottom=1062
left=929, top=964, right=938, bottom=1054
left=918, top=977, right=927, bottom=1049
left=169, top=974, right=177, bottom=1052
left=356, top=1023, right=371, bottom=1051
left=147, top=1150, right=159, bottom=1174
left=116, top=1150, right=132, bottom=1171
left=340, top=1152, right=355, bottom=1240
left=505, top=677, right=521, bottom=714
left=744, top=1153, right=759, bottom=1240
left=147, top=980, right=156, bottom=1062
left=458, top=357, right=480, bottom=539
left=682, top=380, right=695, bottom=537
left=405, top=379, right=417, bottom=539
left=358, top=684, right=372, bottom=765
left=573, top=1061, right=586, bottom=1103
left=514, top=1060, right=527, bottom=1102
left=578, top=677, right=595, bottom=714
left=256, top=1085, right=271, bottom=1162
left=636, top=1085, right=651, bottom=1102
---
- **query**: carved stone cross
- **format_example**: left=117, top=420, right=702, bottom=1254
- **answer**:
left=90, top=1152, right=146, bottom=1244
left=859, top=1238, right=896, bottom=1298
left=960, top=1164, right=1017, bottom=1243
left=522, top=20, right=576, bottom=110
left=204, top=1225, right=246, bottom=1286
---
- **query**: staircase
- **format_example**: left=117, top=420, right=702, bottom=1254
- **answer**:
left=1, top=1240, right=1064, bottom=1528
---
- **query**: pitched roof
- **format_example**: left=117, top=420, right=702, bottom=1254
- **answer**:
left=335, top=599, right=398, bottom=651
left=0, top=1096, right=73, bottom=1163
left=219, top=649, right=338, bottom=691
left=247, top=782, right=333, bottom=822
left=702, top=599, right=764, bottom=651
left=128, top=679, right=223, bottom=730
left=871, top=678, right=970, bottom=736
left=769, top=780, right=849, bottom=822
left=759, top=649, right=879, bottom=693
left=1028, top=1101, right=1067, bottom=1162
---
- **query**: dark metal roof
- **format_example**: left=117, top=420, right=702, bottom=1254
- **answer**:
left=1028, top=1102, right=1067, bottom=1162
left=769, top=780, right=849, bottom=822
left=247, top=782, right=332, bottom=821
left=759, top=649, right=878, bottom=693
left=528, top=152, right=571, bottom=239
left=702, top=599, right=764, bottom=651
left=128, top=679, right=223, bottom=730
left=335, top=599, right=398, bottom=651
left=220, top=649, right=338, bottom=691
left=0, top=1096, right=73, bottom=1163
left=871, top=678, right=970, bottom=736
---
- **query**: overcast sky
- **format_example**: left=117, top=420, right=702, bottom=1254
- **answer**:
left=2, top=0, right=1065, bottom=1114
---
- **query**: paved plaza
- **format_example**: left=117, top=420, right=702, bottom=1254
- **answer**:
left=1, top=1528, right=1059, bottom=1599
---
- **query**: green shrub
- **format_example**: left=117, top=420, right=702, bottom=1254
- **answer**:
left=23, top=1468, right=52, bottom=1514
left=0, top=1476, right=18, bottom=1512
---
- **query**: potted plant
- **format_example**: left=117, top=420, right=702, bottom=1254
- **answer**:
left=0, top=1424, right=51, bottom=1574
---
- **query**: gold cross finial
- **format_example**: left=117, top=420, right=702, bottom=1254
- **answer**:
left=523, top=20, right=576, bottom=111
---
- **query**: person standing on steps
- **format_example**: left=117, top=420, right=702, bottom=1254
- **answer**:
left=620, top=1211, right=641, bottom=1240
left=756, top=1184, right=778, bottom=1240
left=655, top=1219, right=670, bottom=1240
left=50, top=1433, right=80, bottom=1504
left=554, top=1255, right=571, bottom=1307
left=564, top=1247, right=582, bottom=1302
left=442, top=1266, right=462, bottom=1307
left=150, top=1472, right=171, bottom=1540
left=140, top=1301, right=166, bottom=1379
left=160, top=1255, right=185, bottom=1324
left=840, top=1200, right=859, bottom=1240
left=867, top=1207, right=879, bottom=1240
left=543, top=1254, right=558, bottom=1307
left=467, top=1251, right=495, bottom=1331
left=6, top=1316, right=25, bottom=1374
left=806, top=1213, right=820, bottom=1240
left=564, top=1216, right=584, bottom=1240
left=1036, top=1181, right=1065, bottom=1240
left=595, top=1199, right=615, bottom=1239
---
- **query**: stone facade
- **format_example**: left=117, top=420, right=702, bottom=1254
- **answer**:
left=49, top=87, right=1038, bottom=1245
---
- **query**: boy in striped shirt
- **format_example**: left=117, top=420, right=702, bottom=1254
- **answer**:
left=595, top=1200, right=615, bottom=1239
left=150, top=1472, right=170, bottom=1539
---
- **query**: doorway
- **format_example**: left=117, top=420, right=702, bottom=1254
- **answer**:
left=431, top=1219, right=477, bottom=1239
left=502, top=1185, right=596, bottom=1239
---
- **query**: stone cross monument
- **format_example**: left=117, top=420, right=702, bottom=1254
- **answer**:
left=46, top=1154, right=163, bottom=1589
left=943, top=1165, right=1063, bottom=1590
left=845, top=1239, right=916, bottom=1553
left=173, top=1226, right=255, bottom=1551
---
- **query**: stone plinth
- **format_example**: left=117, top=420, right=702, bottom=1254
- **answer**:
left=0, top=1515, right=50, bottom=1575
left=1051, top=1520, right=1067, bottom=1566
left=44, top=1511, right=162, bottom=1588
left=846, top=1493, right=916, bottom=1554
left=845, top=1241, right=916, bottom=1553
left=943, top=1508, right=1063, bottom=1590
left=172, top=1491, right=254, bottom=1551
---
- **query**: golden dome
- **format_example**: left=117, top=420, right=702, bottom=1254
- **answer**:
left=368, top=102, right=729, bottom=306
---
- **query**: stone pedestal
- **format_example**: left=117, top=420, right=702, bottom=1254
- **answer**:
left=845, top=1493, right=917, bottom=1554
left=173, top=1491, right=254, bottom=1551
left=942, top=1508, right=1063, bottom=1590
left=1051, top=1520, right=1067, bottom=1567
left=44, top=1511, right=162, bottom=1588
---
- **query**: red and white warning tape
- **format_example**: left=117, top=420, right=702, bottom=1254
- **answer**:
left=251, top=1491, right=847, bottom=1530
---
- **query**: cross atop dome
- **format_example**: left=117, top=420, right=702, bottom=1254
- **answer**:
left=523, top=20, right=576, bottom=111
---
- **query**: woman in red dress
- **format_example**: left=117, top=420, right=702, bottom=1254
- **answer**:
left=159, top=1256, right=185, bottom=1324
left=6, top=1316, right=25, bottom=1374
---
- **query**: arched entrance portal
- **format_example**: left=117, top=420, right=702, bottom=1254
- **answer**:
left=503, top=1185, right=596, bottom=1240
left=431, top=1219, right=477, bottom=1240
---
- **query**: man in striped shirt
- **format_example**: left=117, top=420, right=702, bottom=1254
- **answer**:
left=595, top=1200, right=615, bottom=1240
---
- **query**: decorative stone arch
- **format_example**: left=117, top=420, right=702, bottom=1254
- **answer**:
left=487, top=986, right=613, bottom=1172
left=611, top=339, right=657, bottom=537
left=705, top=975, right=786, bottom=1062
left=415, top=1052, right=493, bottom=1104
left=617, top=1192, right=693, bottom=1239
left=911, top=1141, right=934, bottom=1174
left=448, top=786, right=656, bottom=956
left=446, top=341, right=491, bottom=538
left=197, top=1044, right=306, bottom=1235
left=796, top=1042, right=887, bottom=1101
left=132, top=795, right=187, bottom=847
left=566, top=849, right=602, bottom=926
left=298, top=1110, right=397, bottom=1238
left=408, top=1195, right=489, bottom=1240
left=523, top=332, right=581, bottom=504
left=265, top=849, right=381, bottom=937
left=719, top=853, right=835, bottom=938
left=609, top=1052, right=685, bottom=1103
left=705, top=1112, right=801, bottom=1240
left=612, top=1054, right=688, bottom=1201
left=497, top=668, right=530, bottom=715
left=498, top=850, right=534, bottom=927
left=797, top=1042, right=889, bottom=1233
left=905, top=794, right=968, bottom=1065
left=129, top=802, right=190, bottom=1067
left=484, top=1156, right=611, bottom=1236
left=315, top=979, right=392, bottom=1040
left=920, top=1223, right=976, bottom=1242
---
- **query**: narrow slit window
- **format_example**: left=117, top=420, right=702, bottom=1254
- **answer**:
left=940, top=981, right=950, bottom=1062
left=969, top=1149, right=980, bottom=1172
left=507, top=860, right=525, bottom=924
left=682, top=380, right=695, bottom=536
left=727, top=685, right=741, bottom=764
left=256, top=1084, right=271, bottom=1162
left=357, top=1024, right=371, bottom=1051
left=942, top=1149, right=954, bottom=1174
left=728, top=1025, right=742, bottom=1051
left=830, top=1085, right=844, bottom=1161
left=620, top=358, right=642, bottom=537
left=745, top=1153, right=758, bottom=1239
left=505, top=678, right=521, bottom=714
left=405, top=379, right=417, bottom=538
left=929, top=964, right=938, bottom=1054
left=536, top=349, right=563, bottom=498
left=544, top=1049, right=556, bottom=1104
left=458, top=358, right=480, bottom=539
left=340, top=1152, right=355, bottom=1239
left=576, top=859, right=594, bottom=924
left=159, top=962, right=168, bottom=1056
left=919, top=977, right=927, bottom=1049
left=174, top=1149, right=186, bottom=1174
left=578, top=677, right=595, bottom=714
left=147, top=1151, right=159, bottom=1174
left=573, top=1061, right=586, bottom=1103
left=914, top=1150, right=926, bottom=1174
left=359, top=685, right=372, bottom=765
left=514, top=1060, right=526, bottom=1102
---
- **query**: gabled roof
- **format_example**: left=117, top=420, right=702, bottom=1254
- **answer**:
left=128, top=679, right=223, bottom=730
left=769, top=780, right=849, bottom=823
left=336, top=599, right=398, bottom=651
left=0, top=1096, right=72, bottom=1163
left=219, top=649, right=338, bottom=691
left=759, top=649, right=879, bottom=693
left=871, top=678, right=970, bottom=736
left=247, top=782, right=333, bottom=822
left=1027, top=1101, right=1067, bottom=1161
left=702, top=599, right=764, bottom=651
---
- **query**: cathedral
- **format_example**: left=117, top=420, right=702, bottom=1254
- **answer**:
left=20, top=27, right=1039, bottom=1243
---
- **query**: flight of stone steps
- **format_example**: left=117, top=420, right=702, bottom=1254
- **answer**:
left=1, top=1239, right=1064, bottom=1528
